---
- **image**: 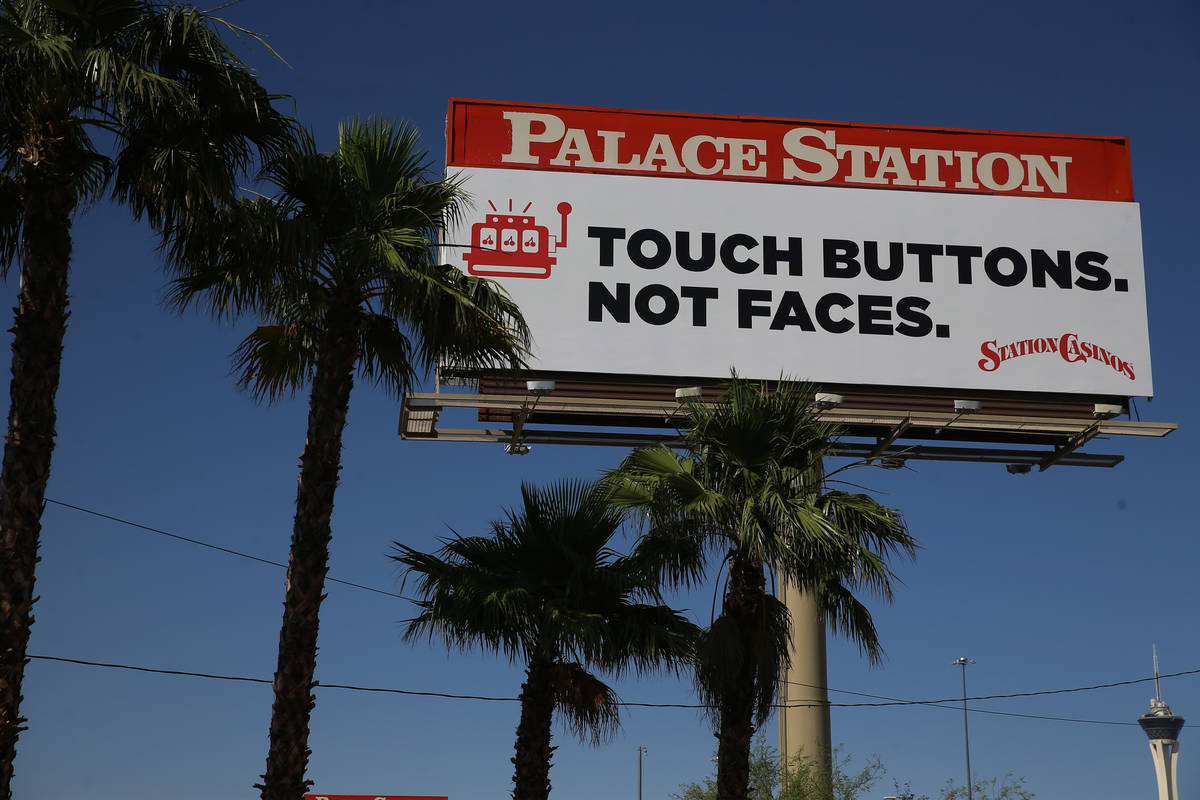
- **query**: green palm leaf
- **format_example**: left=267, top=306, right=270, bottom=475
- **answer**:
left=0, top=2, right=292, bottom=794
left=0, top=175, right=20, bottom=272
left=393, top=479, right=698, bottom=800
left=163, top=117, right=533, bottom=798
left=549, top=662, right=621, bottom=745
left=609, top=375, right=919, bottom=800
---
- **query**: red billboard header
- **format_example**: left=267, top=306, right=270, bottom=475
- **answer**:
left=447, top=98, right=1133, bottom=202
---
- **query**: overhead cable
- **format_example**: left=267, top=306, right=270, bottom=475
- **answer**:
left=782, top=679, right=1138, bottom=726
left=781, top=667, right=1200, bottom=707
left=44, top=498, right=410, bottom=601
left=31, top=654, right=1194, bottom=724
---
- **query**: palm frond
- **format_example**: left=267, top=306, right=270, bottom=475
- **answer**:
left=231, top=322, right=319, bottom=403
left=168, top=117, right=527, bottom=399
left=0, top=173, right=21, bottom=275
left=812, top=580, right=885, bottom=665
left=3, top=28, right=72, bottom=71
left=398, top=262, right=530, bottom=376
left=336, top=117, right=428, bottom=207
left=819, top=490, right=917, bottom=561
left=81, top=43, right=182, bottom=107
left=1, top=0, right=294, bottom=234
left=618, top=513, right=711, bottom=591
left=164, top=197, right=309, bottom=318
left=585, top=602, right=698, bottom=678
left=692, top=593, right=791, bottom=726
left=392, top=478, right=696, bottom=743
left=748, top=593, right=792, bottom=723
left=353, top=310, right=416, bottom=396
left=608, top=374, right=917, bottom=743
left=105, top=3, right=295, bottom=230
left=608, top=445, right=721, bottom=516
left=691, top=614, right=743, bottom=727
left=548, top=662, right=621, bottom=745
left=394, top=536, right=540, bottom=663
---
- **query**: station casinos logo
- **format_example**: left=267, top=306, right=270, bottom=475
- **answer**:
left=977, top=333, right=1135, bottom=380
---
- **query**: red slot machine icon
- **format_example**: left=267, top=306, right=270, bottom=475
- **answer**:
left=463, top=201, right=573, bottom=279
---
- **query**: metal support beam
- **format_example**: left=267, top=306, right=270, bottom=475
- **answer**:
left=1038, top=422, right=1102, bottom=471
left=867, top=416, right=912, bottom=461
left=401, top=392, right=1177, bottom=439
left=399, top=391, right=1175, bottom=469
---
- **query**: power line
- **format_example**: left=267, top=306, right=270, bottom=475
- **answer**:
left=28, top=655, right=516, bottom=701
left=30, top=654, right=1193, bottom=724
left=783, top=679, right=1137, bottom=726
left=44, top=497, right=411, bottom=601
left=26, top=653, right=698, bottom=706
left=25, top=655, right=697, bottom=708
left=38, top=498, right=1195, bottom=726
left=784, top=667, right=1200, bottom=707
left=31, top=654, right=274, bottom=686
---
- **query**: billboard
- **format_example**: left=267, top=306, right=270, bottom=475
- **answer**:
left=444, top=99, right=1151, bottom=397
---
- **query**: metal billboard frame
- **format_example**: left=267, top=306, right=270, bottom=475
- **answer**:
left=400, top=370, right=1174, bottom=471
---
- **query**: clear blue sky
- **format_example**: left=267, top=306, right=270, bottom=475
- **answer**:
left=9, top=1, right=1200, bottom=798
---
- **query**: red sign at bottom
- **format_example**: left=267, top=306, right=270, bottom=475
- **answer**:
left=305, top=796, right=448, bottom=800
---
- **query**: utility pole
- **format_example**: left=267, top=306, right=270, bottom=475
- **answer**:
left=952, top=657, right=976, bottom=800
left=637, top=745, right=648, bottom=800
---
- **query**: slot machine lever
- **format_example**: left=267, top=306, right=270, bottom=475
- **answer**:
left=557, top=202, right=573, bottom=248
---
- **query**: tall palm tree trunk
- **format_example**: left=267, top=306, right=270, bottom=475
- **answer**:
left=511, top=655, right=557, bottom=800
left=715, top=552, right=766, bottom=800
left=258, top=311, right=357, bottom=800
left=0, top=119, right=78, bottom=800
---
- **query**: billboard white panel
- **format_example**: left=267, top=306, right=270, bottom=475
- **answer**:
left=446, top=166, right=1151, bottom=396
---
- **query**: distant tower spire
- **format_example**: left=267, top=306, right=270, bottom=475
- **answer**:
left=1154, top=644, right=1162, bottom=701
left=1138, top=646, right=1184, bottom=800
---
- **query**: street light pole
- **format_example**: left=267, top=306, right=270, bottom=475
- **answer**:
left=637, top=745, right=648, bottom=800
left=952, top=658, right=976, bottom=800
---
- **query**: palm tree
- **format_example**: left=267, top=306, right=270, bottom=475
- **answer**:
left=167, top=117, right=531, bottom=800
left=392, top=479, right=698, bottom=800
left=607, top=377, right=919, bottom=800
left=0, top=2, right=290, bottom=794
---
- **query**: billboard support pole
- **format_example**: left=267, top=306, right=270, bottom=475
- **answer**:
left=778, top=580, right=831, bottom=779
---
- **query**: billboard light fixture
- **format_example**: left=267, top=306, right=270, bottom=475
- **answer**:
left=675, top=386, right=703, bottom=400
left=1093, top=403, right=1124, bottom=419
left=937, top=399, right=983, bottom=434
left=504, top=442, right=531, bottom=456
left=1006, top=463, right=1033, bottom=475
left=526, top=380, right=556, bottom=396
left=815, top=392, right=844, bottom=409
left=880, top=457, right=906, bottom=470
